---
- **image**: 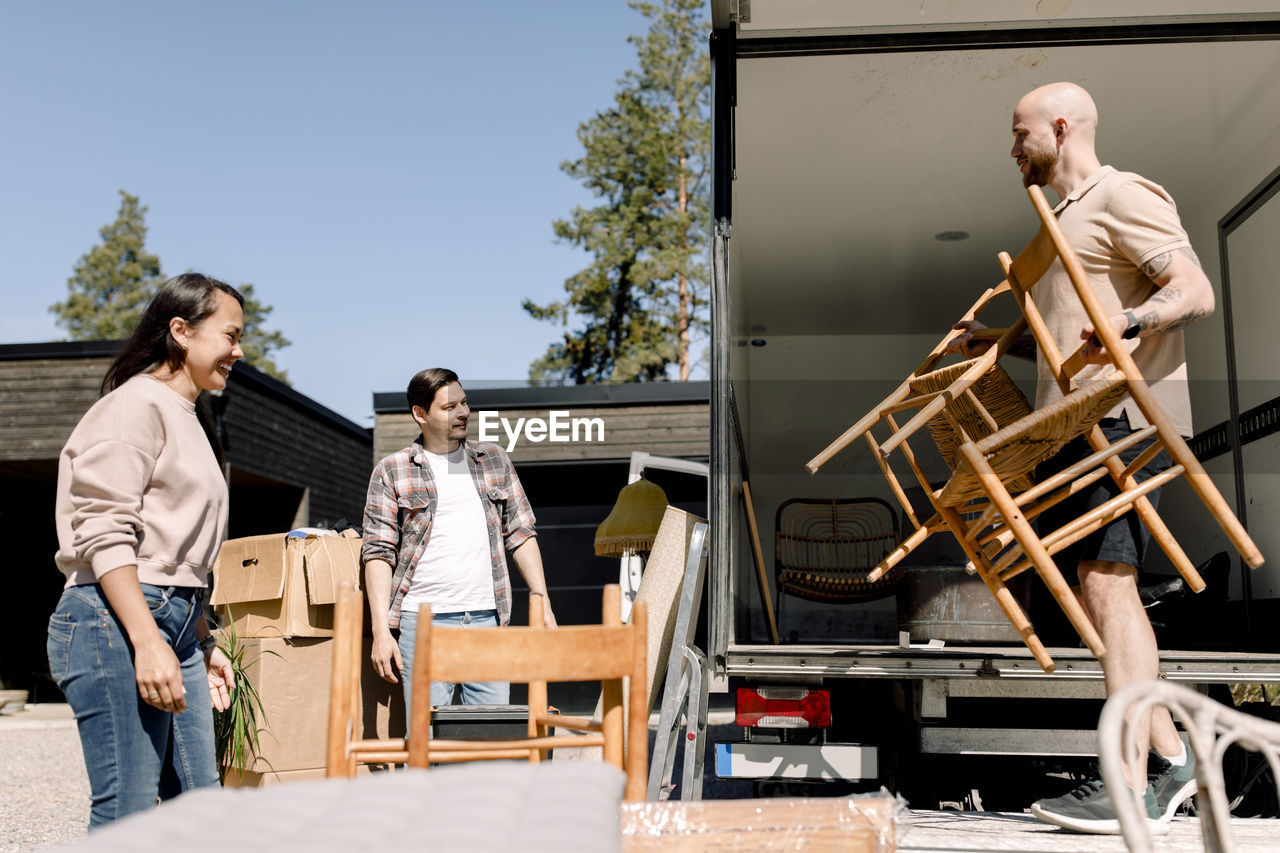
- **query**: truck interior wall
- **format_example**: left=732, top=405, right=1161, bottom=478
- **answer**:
left=725, top=233, right=750, bottom=645
left=1225, top=192, right=1280, bottom=599
left=1149, top=118, right=1280, bottom=603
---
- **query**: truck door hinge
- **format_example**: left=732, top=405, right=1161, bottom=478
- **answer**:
left=975, top=658, right=999, bottom=678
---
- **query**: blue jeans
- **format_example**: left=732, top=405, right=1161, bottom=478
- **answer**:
left=47, top=583, right=219, bottom=828
left=397, top=607, right=508, bottom=722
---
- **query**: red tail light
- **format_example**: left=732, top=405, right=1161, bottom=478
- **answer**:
left=736, top=687, right=831, bottom=728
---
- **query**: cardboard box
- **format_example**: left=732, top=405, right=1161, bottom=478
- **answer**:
left=211, top=532, right=362, bottom=638
left=223, top=764, right=374, bottom=788
left=229, top=636, right=406, bottom=776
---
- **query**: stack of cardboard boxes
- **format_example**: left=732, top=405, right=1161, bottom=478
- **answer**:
left=210, top=531, right=405, bottom=786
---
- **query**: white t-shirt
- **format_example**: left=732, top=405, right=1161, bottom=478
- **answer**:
left=400, top=447, right=496, bottom=614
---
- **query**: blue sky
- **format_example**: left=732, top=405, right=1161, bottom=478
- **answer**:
left=0, top=1, right=688, bottom=425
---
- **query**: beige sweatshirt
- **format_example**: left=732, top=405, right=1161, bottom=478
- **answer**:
left=55, top=374, right=229, bottom=588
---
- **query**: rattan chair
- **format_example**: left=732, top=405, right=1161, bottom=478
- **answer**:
left=773, top=497, right=900, bottom=639
left=1100, top=679, right=1280, bottom=853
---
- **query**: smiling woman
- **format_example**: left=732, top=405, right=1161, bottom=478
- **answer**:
left=48, top=273, right=249, bottom=828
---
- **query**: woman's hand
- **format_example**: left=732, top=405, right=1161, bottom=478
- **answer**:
left=205, top=646, right=235, bottom=712
left=134, top=636, right=187, bottom=713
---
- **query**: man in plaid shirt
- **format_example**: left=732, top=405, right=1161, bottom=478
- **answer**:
left=362, top=367, right=555, bottom=714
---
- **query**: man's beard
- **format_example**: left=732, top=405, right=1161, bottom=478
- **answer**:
left=1023, top=150, right=1056, bottom=188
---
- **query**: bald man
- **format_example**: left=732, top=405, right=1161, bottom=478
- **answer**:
left=952, top=82, right=1213, bottom=835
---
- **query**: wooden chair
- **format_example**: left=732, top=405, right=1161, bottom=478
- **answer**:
left=805, top=281, right=1036, bottom=581
left=928, top=184, right=1264, bottom=669
left=326, top=582, right=649, bottom=802
left=808, top=184, right=1263, bottom=672
left=810, top=360, right=1122, bottom=670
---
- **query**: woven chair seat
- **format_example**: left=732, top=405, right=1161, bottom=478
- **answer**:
left=908, top=360, right=1036, bottom=496
left=938, top=372, right=1130, bottom=507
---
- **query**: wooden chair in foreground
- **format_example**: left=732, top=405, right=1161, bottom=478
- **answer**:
left=326, top=582, right=649, bottom=802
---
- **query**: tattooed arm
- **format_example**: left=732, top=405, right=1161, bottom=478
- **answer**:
left=1080, top=246, right=1215, bottom=361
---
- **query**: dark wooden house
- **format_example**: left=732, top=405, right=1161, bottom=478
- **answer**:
left=0, top=341, right=373, bottom=698
left=372, top=382, right=711, bottom=625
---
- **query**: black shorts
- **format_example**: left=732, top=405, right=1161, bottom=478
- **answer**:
left=1034, top=412, right=1172, bottom=585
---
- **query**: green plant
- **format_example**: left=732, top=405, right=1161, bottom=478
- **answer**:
left=212, top=614, right=278, bottom=783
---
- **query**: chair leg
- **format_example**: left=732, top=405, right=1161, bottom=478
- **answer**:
left=868, top=521, right=934, bottom=583
left=407, top=603, right=434, bottom=769
left=958, top=443, right=1107, bottom=662
left=1087, top=427, right=1206, bottom=593
left=326, top=582, right=362, bottom=779
left=939, top=505, right=1055, bottom=673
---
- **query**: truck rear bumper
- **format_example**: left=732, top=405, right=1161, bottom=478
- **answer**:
left=714, top=741, right=878, bottom=780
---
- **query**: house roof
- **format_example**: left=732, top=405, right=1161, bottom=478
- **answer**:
left=372, top=381, right=711, bottom=414
left=0, top=340, right=369, bottom=440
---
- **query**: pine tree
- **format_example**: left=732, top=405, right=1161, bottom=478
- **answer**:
left=51, top=190, right=162, bottom=341
left=235, top=282, right=291, bottom=383
left=51, top=190, right=292, bottom=382
left=525, top=0, right=710, bottom=384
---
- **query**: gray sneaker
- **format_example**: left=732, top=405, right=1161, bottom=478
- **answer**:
left=1148, top=748, right=1197, bottom=821
left=1030, top=777, right=1171, bottom=835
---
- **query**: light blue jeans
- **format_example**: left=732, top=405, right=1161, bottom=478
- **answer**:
left=397, top=607, right=508, bottom=722
left=47, top=583, right=219, bottom=828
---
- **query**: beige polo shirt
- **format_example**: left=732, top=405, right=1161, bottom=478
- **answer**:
left=1035, top=165, right=1194, bottom=437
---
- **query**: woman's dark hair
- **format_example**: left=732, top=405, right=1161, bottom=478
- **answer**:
left=406, top=367, right=460, bottom=413
left=101, top=273, right=244, bottom=395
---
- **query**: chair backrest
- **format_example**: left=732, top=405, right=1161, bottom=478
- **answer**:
left=774, top=497, right=900, bottom=602
left=407, top=585, right=649, bottom=802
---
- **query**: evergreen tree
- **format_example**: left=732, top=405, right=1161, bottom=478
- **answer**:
left=51, top=190, right=162, bottom=342
left=235, top=282, right=291, bottom=383
left=526, top=0, right=710, bottom=384
left=51, top=190, right=292, bottom=382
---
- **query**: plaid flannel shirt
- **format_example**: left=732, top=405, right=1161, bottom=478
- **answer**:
left=360, top=438, right=537, bottom=629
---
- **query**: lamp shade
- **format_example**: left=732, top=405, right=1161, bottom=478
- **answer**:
left=593, top=478, right=670, bottom=557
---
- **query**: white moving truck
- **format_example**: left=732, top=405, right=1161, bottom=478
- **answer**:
left=703, top=0, right=1280, bottom=808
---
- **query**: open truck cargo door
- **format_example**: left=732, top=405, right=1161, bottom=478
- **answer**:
left=704, top=0, right=1280, bottom=799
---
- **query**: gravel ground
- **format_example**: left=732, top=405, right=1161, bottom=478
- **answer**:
left=0, top=715, right=89, bottom=852
left=0, top=705, right=748, bottom=851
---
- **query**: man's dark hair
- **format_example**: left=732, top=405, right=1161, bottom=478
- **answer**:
left=407, top=367, right=460, bottom=412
